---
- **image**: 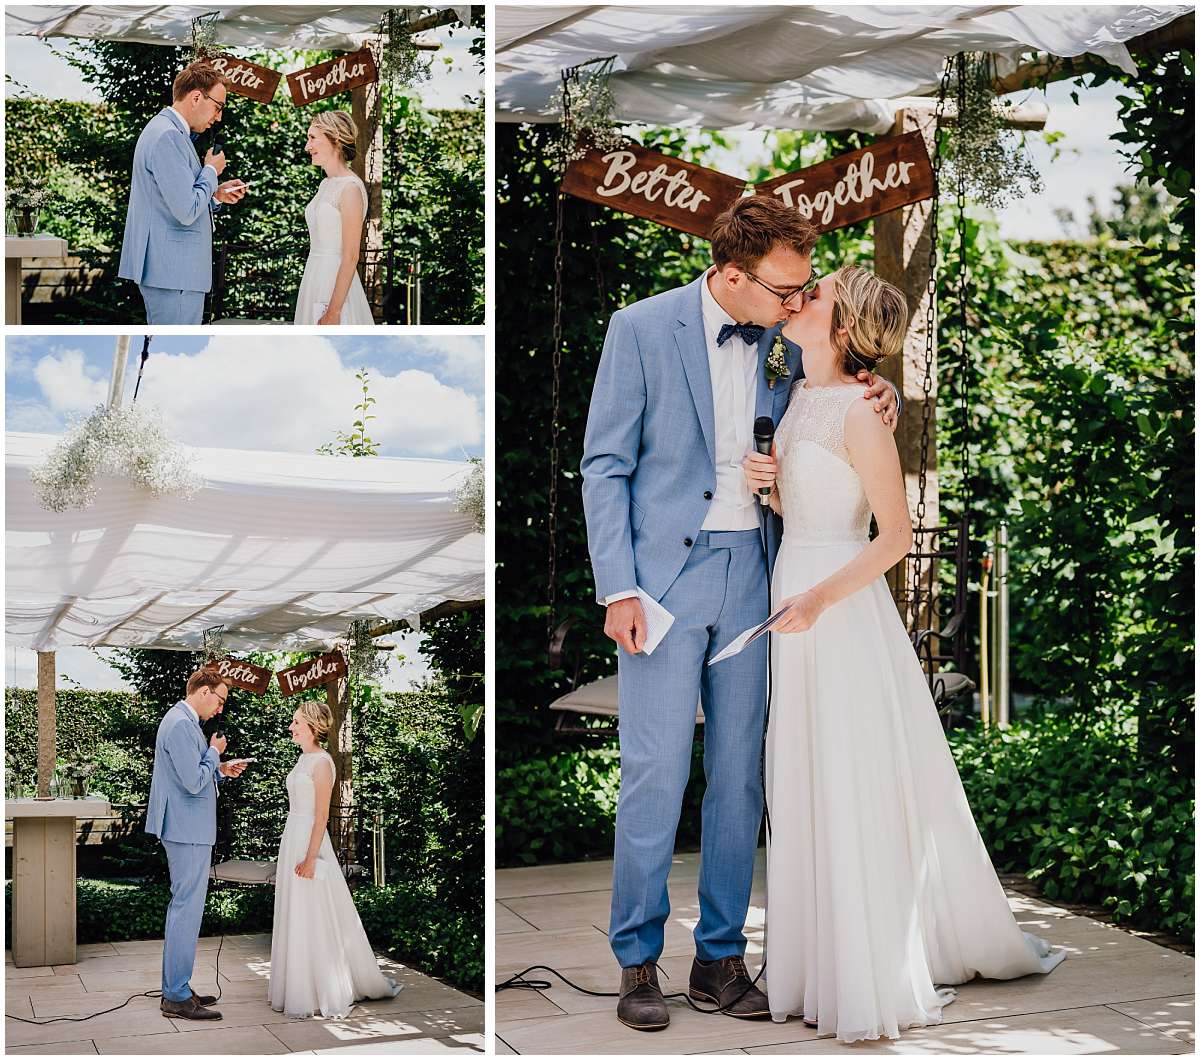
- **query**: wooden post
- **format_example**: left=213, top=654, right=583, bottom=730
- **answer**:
left=36, top=651, right=56, bottom=799
left=874, top=108, right=939, bottom=616
left=351, top=39, right=384, bottom=321
left=325, top=674, right=354, bottom=863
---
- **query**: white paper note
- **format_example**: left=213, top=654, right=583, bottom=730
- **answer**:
left=636, top=587, right=675, bottom=655
left=708, top=607, right=790, bottom=666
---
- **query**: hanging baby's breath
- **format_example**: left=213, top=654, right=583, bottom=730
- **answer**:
left=453, top=458, right=485, bottom=534
left=189, top=13, right=221, bottom=63
left=380, top=9, right=433, bottom=89
left=348, top=618, right=390, bottom=684
left=945, top=52, right=1043, bottom=209
left=553, top=56, right=626, bottom=173
left=30, top=404, right=201, bottom=513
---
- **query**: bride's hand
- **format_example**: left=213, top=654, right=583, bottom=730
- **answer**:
left=294, top=858, right=316, bottom=879
left=772, top=591, right=824, bottom=633
left=317, top=305, right=341, bottom=325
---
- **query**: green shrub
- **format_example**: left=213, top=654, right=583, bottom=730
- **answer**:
left=950, top=710, right=1194, bottom=939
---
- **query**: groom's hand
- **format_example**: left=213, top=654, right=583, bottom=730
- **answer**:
left=605, top=597, right=646, bottom=654
left=209, top=733, right=228, bottom=754
left=219, top=760, right=248, bottom=778
left=204, top=148, right=227, bottom=176
left=857, top=371, right=899, bottom=431
left=215, top=180, right=247, bottom=205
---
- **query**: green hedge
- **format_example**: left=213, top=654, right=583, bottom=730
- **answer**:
left=5, top=878, right=481, bottom=994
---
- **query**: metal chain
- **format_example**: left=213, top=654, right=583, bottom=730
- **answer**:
left=547, top=68, right=571, bottom=640
left=909, top=54, right=954, bottom=627
left=956, top=53, right=970, bottom=529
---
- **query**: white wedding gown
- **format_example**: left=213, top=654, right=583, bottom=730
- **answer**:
left=268, top=750, right=401, bottom=1018
left=764, top=382, right=1065, bottom=1043
left=294, top=173, right=375, bottom=325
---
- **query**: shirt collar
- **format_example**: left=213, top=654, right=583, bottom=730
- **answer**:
left=700, top=267, right=739, bottom=340
left=179, top=699, right=200, bottom=725
left=166, top=106, right=191, bottom=135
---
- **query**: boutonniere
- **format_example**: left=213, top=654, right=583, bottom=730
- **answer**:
left=765, top=335, right=791, bottom=391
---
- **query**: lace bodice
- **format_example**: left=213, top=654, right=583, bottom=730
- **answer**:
left=285, top=750, right=335, bottom=817
left=776, top=382, right=872, bottom=544
left=304, top=175, right=368, bottom=256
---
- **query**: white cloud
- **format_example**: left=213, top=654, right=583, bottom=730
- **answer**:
left=375, top=335, right=485, bottom=388
left=6, top=646, right=131, bottom=691
left=33, top=348, right=107, bottom=412
left=5, top=398, right=63, bottom=433
left=121, top=336, right=481, bottom=456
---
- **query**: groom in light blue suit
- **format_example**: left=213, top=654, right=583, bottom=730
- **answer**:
left=146, top=667, right=247, bottom=1021
left=118, top=61, right=247, bottom=324
left=582, top=196, right=898, bottom=1030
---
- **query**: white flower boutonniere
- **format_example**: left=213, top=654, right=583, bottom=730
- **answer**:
left=765, top=335, right=791, bottom=391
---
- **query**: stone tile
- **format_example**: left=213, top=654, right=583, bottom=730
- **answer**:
left=501, top=891, right=613, bottom=933
left=1109, top=995, right=1195, bottom=1045
left=495, top=986, right=567, bottom=1022
left=94, top=1023, right=289, bottom=1054
left=377, top=971, right=482, bottom=1011
left=498, top=1003, right=820, bottom=1054
left=1013, top=909, right=1166, bottom=960
left=942, top=948, right=1196, bottom=1024
left=263, top=1007, right=483, bottom=1052
left=496, top=901, right=539, bottom=935
left=53, top=951, right=217, bottom=977
left=5, top=965, right=59, bottom=980
left=495, top=1036, right=517, bottom=1054
left=745, top=1005, right=1193, bottom=1054
left=212, top=955, right=274, bottom=983
left=7, top=1041, right=99, bottom=1054
left=4, top=998, right=178, bottom=1050
left=7, top=992, right=35, bottom=1017
left=167, top=998, right=300, bottom=1033
left=31, top=991, right=162, bottom=1019
left=495, top=925, right=615, bottom=978
left=77, top=970, right=165, bottom=994
left=74, top=943, right=120, bottom=959
left=310, top=1032, right=485, bottom=1053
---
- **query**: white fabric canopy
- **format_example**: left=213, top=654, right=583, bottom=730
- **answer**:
left=5, top=5, right=473, bottom=51
left=6, top=433, right=483, bottom=652
left=497, top=5, right=1189, bottom=133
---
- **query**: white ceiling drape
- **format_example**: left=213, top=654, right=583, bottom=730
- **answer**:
left=497, top=5, right=1189, bottom=133
left=5, top=5, right=473, bottom=51
left=6, top=433, right=483, bottom=652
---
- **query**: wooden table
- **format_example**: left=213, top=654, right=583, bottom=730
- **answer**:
left=5, top=235, right=69, bottom=324
left=5, top=797, right=111, bottom=967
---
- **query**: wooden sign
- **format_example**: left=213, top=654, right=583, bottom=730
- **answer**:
left=276, top=650, right=348, bottom=696
left=210, top=656, right=273, bottom=695
left=287, top=47, right=378, bottom=106
left=754, top=131, right=934, bottom=234
left=205, top=53, right=281, bottom=104
left=562, top=143, right=746, bottom=238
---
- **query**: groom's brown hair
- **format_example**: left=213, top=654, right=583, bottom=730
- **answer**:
left=172, top=61, right=228, bottom=101
left=186, top=666, right=227, bottom=697
left=709, top=196, right=819, bottom=270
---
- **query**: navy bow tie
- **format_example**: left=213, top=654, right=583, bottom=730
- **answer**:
left=717, top=322, right=765, bottom=347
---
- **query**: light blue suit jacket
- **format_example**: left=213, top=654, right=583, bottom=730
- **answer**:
left=581, top=273, right=805, bottom=604
left=145, top=702, right=223, bottom=846
left=118, top=108, right=217, bottom=293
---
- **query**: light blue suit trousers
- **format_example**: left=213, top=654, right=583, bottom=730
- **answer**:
left=139, top=284, right=205, bottom=325
left=610, top=528, right=769, bottom=967
left=161, top=838, right=212, bottom=1002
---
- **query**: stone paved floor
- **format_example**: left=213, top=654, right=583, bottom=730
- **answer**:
left=496, top=852, right=1194, bottom=1055
left=6, top=932, right=483, bottom=1054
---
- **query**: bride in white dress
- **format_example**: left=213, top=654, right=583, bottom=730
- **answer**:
left=268, top=700, right=401, bottom=1018
left=751, top=266, right=1064, bottom=1043
left=294, top=110, right=375, bottom=325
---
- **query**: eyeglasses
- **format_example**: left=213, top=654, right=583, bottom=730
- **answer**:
left=746, top=267, right=821, bottom=305
left=202, top=91, right=226, bottom=115
left=210, top=687, right=228, bottom=707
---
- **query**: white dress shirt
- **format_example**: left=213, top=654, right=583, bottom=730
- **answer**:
left=601, top=269, right=761, bottom=606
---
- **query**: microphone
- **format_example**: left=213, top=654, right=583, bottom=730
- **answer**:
left=753, top=416, right=775, bottom=506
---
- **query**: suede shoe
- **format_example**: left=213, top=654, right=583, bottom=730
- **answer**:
left=617, top=962, right=669, bottom=1031
left=191, top=989, right=218, bottom=1007
left=161, top=996, right=222, bottom=1021
left=689, top=955, right=770, bottom=1018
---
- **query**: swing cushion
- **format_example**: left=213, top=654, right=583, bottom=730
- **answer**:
left=932, top=671, right=975, bottom=704
left=549, top=675, right=705, bottom=724
left=211, top=859, right=277, bottom=885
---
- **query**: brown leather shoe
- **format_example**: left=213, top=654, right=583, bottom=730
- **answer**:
left=161, top=996, right=222, bottom=1020
left=190, top=989, right=218, bottom=1007
left=689, top=955, right=770, bottom=1018
left=617, top=962, right=669, bottom=1031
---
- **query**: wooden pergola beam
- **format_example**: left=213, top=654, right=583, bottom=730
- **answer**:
left=366, top=598, right=483, bottom=638
left=992, top=11, right=1194, bottom=96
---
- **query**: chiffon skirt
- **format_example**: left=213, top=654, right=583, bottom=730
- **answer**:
left=764, top=539, right=1064, bottom=1043
left=294, top=252, right=375, bottom=325
left=268, top=812, right=401, bottom=1018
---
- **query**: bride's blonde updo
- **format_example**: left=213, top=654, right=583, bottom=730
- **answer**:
left=296, top=700, right=334, bottom=744
left=829, top=265, right=907, bottom=375
left=311, top=109, right=358, bottom=162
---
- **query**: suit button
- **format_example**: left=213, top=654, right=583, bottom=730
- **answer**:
left=684, top=537, right=694, bottom=547
left=703, top=491, right=713, bottom=500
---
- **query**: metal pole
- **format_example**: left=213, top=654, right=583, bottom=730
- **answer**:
left=415, top=258, right=422, bottom=325
left=979, top=550, right=992, bottom=729
left=107, top=336, right=130, bottom=408
left=997, top=522, right=1011, bottom=728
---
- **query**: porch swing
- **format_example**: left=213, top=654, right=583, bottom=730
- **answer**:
left=545, top=54, right=977, bottom=735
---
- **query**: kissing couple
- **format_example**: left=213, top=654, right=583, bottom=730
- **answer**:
left=118, top=60, right=375, bottom=326
left=581, top=195, right=1065, bottom=1043
left=146, top=667, right=400, bottom=1021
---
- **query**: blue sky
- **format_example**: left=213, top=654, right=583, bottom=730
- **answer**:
left=5, top=334, right=483, bottom=691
